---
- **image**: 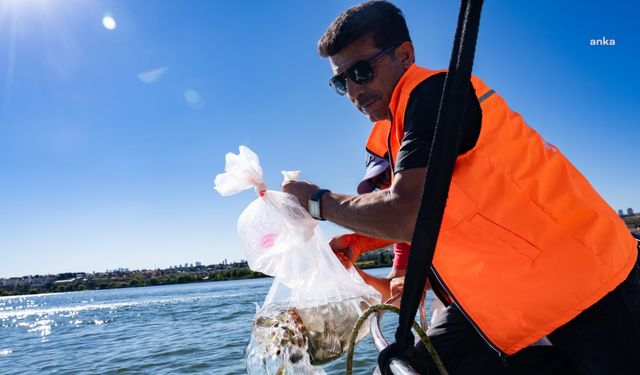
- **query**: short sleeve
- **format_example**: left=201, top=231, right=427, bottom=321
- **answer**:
left=394, top=73, right=481, bottom=173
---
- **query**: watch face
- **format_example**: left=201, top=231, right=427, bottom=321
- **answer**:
left=309, top=200, right=321, bottom=219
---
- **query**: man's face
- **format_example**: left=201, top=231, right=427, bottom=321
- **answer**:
left=329, top=35, right=408, bottom=122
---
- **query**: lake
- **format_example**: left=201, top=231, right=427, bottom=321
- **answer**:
left=0, top=267, right=423, bottom=374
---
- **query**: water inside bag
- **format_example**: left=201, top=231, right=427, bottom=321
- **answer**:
left=245, top=295, right=378, bottom=374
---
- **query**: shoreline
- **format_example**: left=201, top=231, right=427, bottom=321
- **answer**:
left=0, top=261, right=393, bottom=297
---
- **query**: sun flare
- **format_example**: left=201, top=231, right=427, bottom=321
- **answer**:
left=102, top=15, right=116, bottom=30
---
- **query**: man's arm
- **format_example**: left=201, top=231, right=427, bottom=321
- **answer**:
left=330, top=233, right=394, bottom=265
left=331, top=233, right=394, bottom=253
left=282, top=167, right=427, bottom=243
left=354, top=267, right=393, bottom=302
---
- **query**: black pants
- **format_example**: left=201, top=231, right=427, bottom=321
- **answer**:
left=416, top=246, right=640, bottom=374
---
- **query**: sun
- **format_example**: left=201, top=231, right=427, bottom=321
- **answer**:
left=102, top=15, right=116, bottom=30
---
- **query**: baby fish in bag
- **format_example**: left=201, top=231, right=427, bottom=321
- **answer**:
left=214, top=146, right=381, bottom=374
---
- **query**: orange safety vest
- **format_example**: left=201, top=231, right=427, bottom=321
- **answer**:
left=366, top=64, right=638, bottom=355
left=366, top=120, right=390, bottom=159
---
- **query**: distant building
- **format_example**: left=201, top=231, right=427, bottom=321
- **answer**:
left=628, top=208, right=635, bottom=215
left=619, top=209, right=624, bottom=216
left=195, top=262, right=202, bottom=267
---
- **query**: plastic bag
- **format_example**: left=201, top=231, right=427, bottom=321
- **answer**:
left=215, top=146, right=381, bottom=374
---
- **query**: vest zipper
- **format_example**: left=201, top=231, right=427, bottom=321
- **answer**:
left=430, top=266, right=507, bottom=357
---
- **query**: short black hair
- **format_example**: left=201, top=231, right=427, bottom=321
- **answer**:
left=317, top=1, right=411, bottom=58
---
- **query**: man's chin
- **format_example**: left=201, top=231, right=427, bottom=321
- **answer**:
left=364, top=111, right=385, bottom=122
left=365, top=113, right=380, bottom=122
left=359, top=102, right=387, bottom=122
left=359, top=106, right=384, bottom=122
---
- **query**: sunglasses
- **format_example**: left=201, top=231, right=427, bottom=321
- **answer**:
left=329, top=45, right=397, bottom=96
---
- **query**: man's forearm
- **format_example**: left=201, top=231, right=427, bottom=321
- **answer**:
left=322, top=189, right=418, bottom=242
left=351, top=234, right=394, bottom=253
left=281, top=168, right=426, bottom=242
left=355, top=267, right=392, bottom=302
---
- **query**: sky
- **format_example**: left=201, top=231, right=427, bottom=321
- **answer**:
left=0, top=0, right=638, bottom=278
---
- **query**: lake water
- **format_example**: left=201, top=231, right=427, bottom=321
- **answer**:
left=0, top=267, right=423, bottom=374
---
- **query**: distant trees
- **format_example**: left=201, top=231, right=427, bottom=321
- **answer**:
left=208, top=268, right=262, bottom=281
left=0, top=251, right=396, bottom=297
left=355, top=248, right=394, bottom=269
left=0, top=267, right=270, bottom=296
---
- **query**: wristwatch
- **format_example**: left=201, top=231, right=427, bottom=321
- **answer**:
left=308, top=189, right=330, bottom=220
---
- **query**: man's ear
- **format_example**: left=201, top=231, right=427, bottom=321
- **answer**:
left=396, top=41, right=415, bottom=69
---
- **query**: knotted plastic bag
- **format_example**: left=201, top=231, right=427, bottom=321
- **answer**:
left=215, top=146, right=381, bottom=374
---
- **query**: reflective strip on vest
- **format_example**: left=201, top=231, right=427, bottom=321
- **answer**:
left=478, top=89, right=495, bottom=104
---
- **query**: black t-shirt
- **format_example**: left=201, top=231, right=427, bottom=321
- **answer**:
left=394, top=72, right=482, bottom=173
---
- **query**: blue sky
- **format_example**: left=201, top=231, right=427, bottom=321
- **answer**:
left=0, top=0, right=638, bottom=278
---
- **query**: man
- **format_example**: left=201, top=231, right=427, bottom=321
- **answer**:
left=283, top=1, right=640, bottom=373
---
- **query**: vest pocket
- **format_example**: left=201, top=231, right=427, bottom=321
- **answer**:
left=441, top=181, right=477, bottom=232
left=470, top=213, right=542, bottom=261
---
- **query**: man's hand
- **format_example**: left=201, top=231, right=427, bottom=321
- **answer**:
left=281, top=181, right=319, bottom=210
left=329, top=234, right=362, bottom=267
left=333, top=251, right=353, bottom=269
left=390, top=276, right=405, bottom=296
left=389, top=277, right=430, bottom=300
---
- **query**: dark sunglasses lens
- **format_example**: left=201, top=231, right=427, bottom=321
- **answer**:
left=329, top=60, right=374, bottom=95
left=330, top=75, right=347, bottom=96
left=348, top=61, right=374, bottom=83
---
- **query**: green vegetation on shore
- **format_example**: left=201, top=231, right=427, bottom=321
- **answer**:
left=0, top=268, right=269, bottom=297
left=355, top=250, right=394, bottom=270
left=0, top=248, right=394, bottom=297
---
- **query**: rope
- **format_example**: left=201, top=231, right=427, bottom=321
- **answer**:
left=387, top=2, right=485, bottom=371
left=346, top=303, right=448, bottom=375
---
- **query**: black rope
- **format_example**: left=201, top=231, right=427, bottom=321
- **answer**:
left=378, top=0, right=484, bottom=373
